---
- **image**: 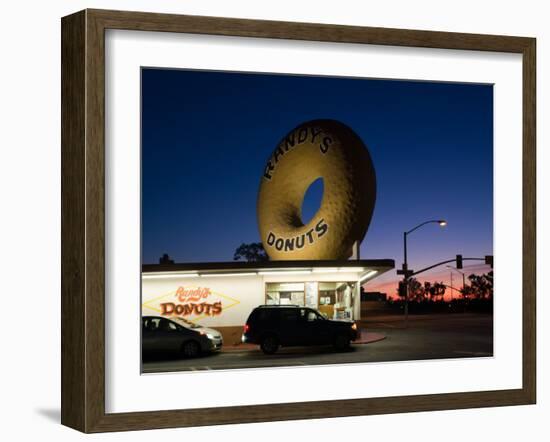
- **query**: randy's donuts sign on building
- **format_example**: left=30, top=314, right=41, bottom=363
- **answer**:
left=159, top=286, right=223, bottom=317
left=141, top=273, right=266, bottom=345
left=142, top=280, right=245, bottom=327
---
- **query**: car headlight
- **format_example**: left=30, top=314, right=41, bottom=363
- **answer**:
left=206, top=333, right=215, bottom=340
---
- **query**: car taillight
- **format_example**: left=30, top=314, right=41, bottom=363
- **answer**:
left=243, top=324, right=250, bottom=333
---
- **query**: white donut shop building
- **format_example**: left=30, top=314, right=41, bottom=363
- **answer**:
left=142, top=259, right=394, bottom=345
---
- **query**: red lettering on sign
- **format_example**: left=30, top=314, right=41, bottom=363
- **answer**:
left=160, top=301, right=223, bottom=317
left=175, top=286, right=211, bottom=302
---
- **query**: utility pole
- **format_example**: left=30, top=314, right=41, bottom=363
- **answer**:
left=447, top=264, right=466, bottom=300
left=399, top=219, right=447, bottom=328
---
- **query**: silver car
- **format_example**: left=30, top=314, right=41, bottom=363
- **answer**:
left=142, top=316, right=223, bottom=358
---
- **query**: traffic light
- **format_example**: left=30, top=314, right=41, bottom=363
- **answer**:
left=456, top=254, right=463, bottom=269
left=485, top=255, right=493, bottom=268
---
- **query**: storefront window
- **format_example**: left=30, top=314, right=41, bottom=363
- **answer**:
left=265, top=281, right=356, bottom=319
left=266, top=291, right=280, bottom=305
left=318, top=282, right=356, bottom=320
left=266, top=282, right=305, bottom=306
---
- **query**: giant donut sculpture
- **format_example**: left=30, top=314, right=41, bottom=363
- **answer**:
left=257, top=119, right=376, bottom=260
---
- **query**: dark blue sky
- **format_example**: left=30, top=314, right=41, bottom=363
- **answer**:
left=142, top=68, right=493, bottom=280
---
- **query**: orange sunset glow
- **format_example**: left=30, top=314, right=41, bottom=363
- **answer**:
left=364, top=263, right=493, bottom=301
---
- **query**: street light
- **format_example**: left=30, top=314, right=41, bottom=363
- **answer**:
left=402, top=219, right=447, bottom=327
left=403, top=219, right=447, bottom=275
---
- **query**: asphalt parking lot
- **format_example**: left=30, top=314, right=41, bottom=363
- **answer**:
left=142, top=313, right=493, bottom=373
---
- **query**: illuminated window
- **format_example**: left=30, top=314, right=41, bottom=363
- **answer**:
left=265, top=282, right=305, bottom=306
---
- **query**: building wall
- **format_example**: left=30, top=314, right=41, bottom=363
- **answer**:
left=142, top=275, right=264, bottom=328
left=142, top=271, right=364, bottom=343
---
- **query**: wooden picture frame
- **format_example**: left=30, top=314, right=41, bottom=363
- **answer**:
left=61, top=8, right=536, bottom=433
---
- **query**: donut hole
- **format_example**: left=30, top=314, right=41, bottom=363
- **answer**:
left=300, top=177, right=324, bottom=226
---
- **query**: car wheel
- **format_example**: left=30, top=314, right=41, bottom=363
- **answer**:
left=260, top=335, right=279, bottom=354
left=333, top=334, right=350, bottom=352
left=182, top=340, right=200, bottom=358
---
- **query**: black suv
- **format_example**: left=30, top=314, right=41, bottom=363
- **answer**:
left=242, top=305, right=358, bottom=354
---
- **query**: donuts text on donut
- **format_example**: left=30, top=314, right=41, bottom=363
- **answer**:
left=266, top=218, right=329, bottom=252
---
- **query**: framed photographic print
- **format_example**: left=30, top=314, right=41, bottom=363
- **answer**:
left=61, top=9, right=536, bottom=433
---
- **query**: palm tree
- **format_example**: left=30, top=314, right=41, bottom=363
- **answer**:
left=460, top=284, right=475, bottom=299
left=423, top=281, right=446, bottom=301
left=433, top=282, right=446, bottom=301
left=407, top=278, right=425, bottom=302
left=468, top=273, right=493, bottom=299
left=423, top=281, right=432, bottom=300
